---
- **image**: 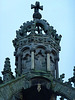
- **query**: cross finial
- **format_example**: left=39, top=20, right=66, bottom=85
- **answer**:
left=31, top=1, right=43, bottom=13
left=31, top=2, right=43, bottom=19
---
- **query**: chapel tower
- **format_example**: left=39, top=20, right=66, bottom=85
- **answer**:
left=12, top=1, right=61, bottom=100
left=13, top=1, right=61, bottom=79
left=0, top=2, right=75, bottom=100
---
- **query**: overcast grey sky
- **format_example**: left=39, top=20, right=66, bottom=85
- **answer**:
left=0, top=0, right=75, bottom=83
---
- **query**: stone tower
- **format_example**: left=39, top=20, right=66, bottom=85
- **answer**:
left=0, top=2, right=75, bottom=100
left=12, top=2, right=61, bottom=99
left=13, top=2, right=61, bottom=79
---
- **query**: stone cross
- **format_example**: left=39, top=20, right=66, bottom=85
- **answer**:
left=31, top=1, right=43, bottom=13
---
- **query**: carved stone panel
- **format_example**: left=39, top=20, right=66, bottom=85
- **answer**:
left=22, top=49, right=31, bottom=74
left=35, top=48, right=46, bottom=71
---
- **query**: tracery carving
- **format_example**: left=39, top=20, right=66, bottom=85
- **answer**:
left=21, top=49, right=31, bottom=74
left=35, top=48, right=46, bottom=71
left=15, top=19, right=61, bottom=41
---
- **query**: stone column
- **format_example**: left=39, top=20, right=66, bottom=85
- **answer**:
left=17, top=51, right=22, bottom=76
left=55, top=53, right=59, bottom=79
left=46, top=50, right=51, bottom=71
left=31, top=48, right=35, bottom=69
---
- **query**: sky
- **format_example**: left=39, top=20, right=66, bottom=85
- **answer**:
left=0, top=0, right=75, bottom=84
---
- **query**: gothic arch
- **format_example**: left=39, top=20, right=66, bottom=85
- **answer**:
left=51, top=49, right=57, bottom=56
left=21, top=46, right=30, bottom=52
left=35, top=45, right=46, bottom=50
left=31, top=76, right=51, bottom=83
left=35, top=45, right=46, bottom=56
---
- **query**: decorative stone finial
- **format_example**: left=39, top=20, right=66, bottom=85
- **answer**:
left=2, top=57, right=15, bottom=82
left=3, top=57, right=11, bottom=72
left=58, top=74, right=65, bottom=83
left=31, top=1, right=43, bottom=19
left=68, top=66, right=75, bottom=87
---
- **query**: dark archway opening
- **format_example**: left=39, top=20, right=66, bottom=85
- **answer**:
left=21, top=86, right=52, bottom=100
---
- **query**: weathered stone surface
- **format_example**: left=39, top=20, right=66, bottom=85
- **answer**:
left=0, top=75, right=26, bottom=100
left=0, top=72, right=75, bottom=100
left=1, top=1, right=75, bottom=100
left=52, top=80, right=75, bottom=100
